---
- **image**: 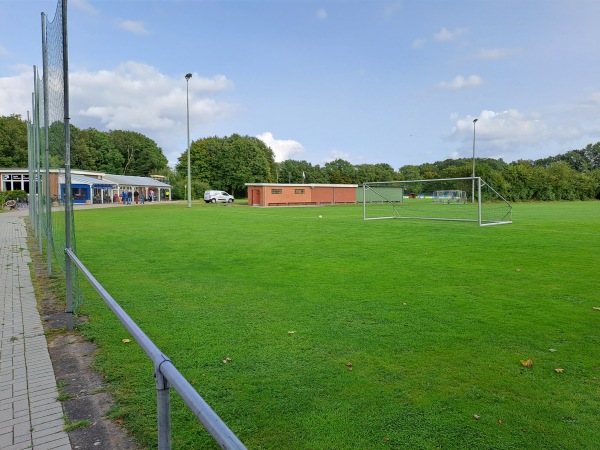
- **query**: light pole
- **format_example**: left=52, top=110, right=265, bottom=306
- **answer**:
left=471, top=118, right=478, bottom=204
left=185, top=73, right=192, bottom=208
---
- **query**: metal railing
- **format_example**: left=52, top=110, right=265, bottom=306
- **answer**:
left=65, top=248, right=247, bottom=450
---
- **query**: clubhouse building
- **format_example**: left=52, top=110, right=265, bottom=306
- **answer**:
left=0, top=168, right=171, bottom=204
left=245, top=183, right=358, bottom=207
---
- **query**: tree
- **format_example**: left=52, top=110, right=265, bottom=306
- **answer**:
left=108, top=130, right=168, bottom=176
left=69, top=125, right=96, bottom=170
left=582, top=142, right=600, bottom=170
left=0, top=115, right=28, bottom=167
left=80, top=128, right=124, bottom=173
left=219, top=134, right=275, bottom=195
left=178, top=134, right=276, bottom=198
left=503, top=161, right=535, bottom=201
left=324, top=159, right=355, bottom=184
left=355, top=163, right=395, bottom=183
left=277, top=160, right=328, bottom=184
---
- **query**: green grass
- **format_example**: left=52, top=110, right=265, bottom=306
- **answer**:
left=74, top=201, right=600, bottom=449
left=64, top=418, right=92, bottom=432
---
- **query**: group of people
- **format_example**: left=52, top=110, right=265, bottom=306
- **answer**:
left=113, top=190, right=156, bottom=205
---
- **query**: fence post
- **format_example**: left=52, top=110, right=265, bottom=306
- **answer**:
left=156, top=362, right=172, bottom=450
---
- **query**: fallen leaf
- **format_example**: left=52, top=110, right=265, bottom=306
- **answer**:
left=515, top=269, right=521, bottom=272
left=122, top=339, right=131, bottom=344
left=473, top=414, right=481, bottom=420
left=383, top=436, right=390, bottom=442
left=498, top=419, right=504, bottom=425
left=116, top=418, right=124, bottom=425
left=346, top=362, right=353, bottom=371
left=555, top=368, right=564, bottom=374
left=287, top=331, right=296, bottom=334
left=549, top=349, right=557, bottom=352
left=520, top=359, right=533, bottom=368
left=223, top=356, right=232, bottom=364
left=593, top=307, right=600, bottom=311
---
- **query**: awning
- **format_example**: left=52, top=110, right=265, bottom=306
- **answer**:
left=60, top=174, right=116, bottom=189
left=102, top=174, right=171, bottom=188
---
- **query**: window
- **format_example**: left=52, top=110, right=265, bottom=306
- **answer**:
left=271, top=188, right=282, bottom=194
left=72, top=187, right=87, bottom=200
left=295, top=189, right=305, bottom=194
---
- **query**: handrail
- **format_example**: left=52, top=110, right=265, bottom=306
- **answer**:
left=65, top=247, right=247, bottom=450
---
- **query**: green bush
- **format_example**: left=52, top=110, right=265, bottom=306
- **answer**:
left=0, top=189, right=28, bottom=205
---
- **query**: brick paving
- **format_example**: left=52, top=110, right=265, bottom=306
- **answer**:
left=0, top=209, right=71, bottom=450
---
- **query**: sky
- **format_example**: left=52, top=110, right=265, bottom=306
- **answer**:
left=1, top=0, right=599, bottom=170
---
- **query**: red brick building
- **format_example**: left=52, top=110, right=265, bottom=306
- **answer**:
left=245, top=183, right=357, bottom=207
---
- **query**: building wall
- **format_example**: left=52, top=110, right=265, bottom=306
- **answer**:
left=312, top=186, right=356, bottom=204
left=246, top=184, right=357, bottom=206
left=0, top=169, right=60, bottom=198
left=267, top=186, right=312, bottom=205
left=49, top=173, right=59, bottom=198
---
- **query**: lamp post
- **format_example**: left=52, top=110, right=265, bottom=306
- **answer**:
left=471, top=118, right=478, bottom=204
left=185, top=73, right=192, bottom=208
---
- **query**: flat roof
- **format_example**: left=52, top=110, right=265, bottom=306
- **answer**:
left=245, top=183, right=358, bottom=188
left=60, top=174, right=115, bottom=188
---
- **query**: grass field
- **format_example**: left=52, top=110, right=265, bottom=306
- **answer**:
left=73, top=201, right=600, bottom=449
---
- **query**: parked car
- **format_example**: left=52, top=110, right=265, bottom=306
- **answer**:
left=204, top=190, right=235, bottom=203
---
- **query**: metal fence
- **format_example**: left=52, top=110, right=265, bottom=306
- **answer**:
left=27, top=1, right=248, bottom=448
left=65, top=249, right=247, bottom=449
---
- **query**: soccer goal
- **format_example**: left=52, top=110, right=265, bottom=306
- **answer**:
left=362, top=177, right=512, bottom=226
left=433, top=190, right=467, bottom=204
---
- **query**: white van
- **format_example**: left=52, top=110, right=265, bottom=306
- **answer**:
left=204, top=190, right=235, bottom=203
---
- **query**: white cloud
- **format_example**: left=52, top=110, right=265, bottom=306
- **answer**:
left=316, top=8, right=327, bottom=20
left=325, top=149, right=351, bottom=163
left=433, top=27, right=468, bottom=42
left=256, top=132, right=304, bottom=162
left=411, top=38, right=426, bottom=49
left=445, top=109, right=586, bottom=161
left=383, top=1, right=403, bottom=18
left=71, top=0, right=100, bottom=16
left=0, top=69, right=34, bottom=118
left=413, top=26, right=468, bottom=50
left=0, top=62, right=237, bottom=167
left=118, top=19, right=150, bottom=35
left=437, top=75, right=482, bottom=90
left=477, top=48, right=521, bottom=60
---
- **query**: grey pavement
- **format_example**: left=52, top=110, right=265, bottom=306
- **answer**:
left=0, top=209, right=71, bottom=450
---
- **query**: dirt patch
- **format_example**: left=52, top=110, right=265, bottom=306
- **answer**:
left=29, top=233, right=140, bottom=450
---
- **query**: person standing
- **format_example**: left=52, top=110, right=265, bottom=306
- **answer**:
left=127, top=190, right=133, bottom=205
left=121, top=190, right=127, bottom=205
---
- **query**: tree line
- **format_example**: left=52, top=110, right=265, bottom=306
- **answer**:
left=2, top=114, right=599, bottom=201
left=1, top=114, right=167, bottom=176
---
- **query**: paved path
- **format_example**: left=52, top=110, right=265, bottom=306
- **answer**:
left=0, top=209, right=71, bottom=450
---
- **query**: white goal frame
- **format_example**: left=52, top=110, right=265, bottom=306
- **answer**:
left=362, top=177, right=512, bottom=226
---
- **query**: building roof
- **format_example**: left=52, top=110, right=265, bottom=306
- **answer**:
left=101, top=174, right=171, bottom=188
left=60, top=174, right=115, bottom=189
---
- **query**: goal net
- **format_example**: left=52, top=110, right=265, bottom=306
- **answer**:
left=362, top=177, right=512, bottom=226
left=433, top=190, right=467, bottom=204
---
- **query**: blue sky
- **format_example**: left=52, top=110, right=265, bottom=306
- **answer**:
left=1, top=0, right=599, bottom=169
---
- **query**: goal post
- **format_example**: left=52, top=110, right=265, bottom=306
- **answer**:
left=362, top=177, right=512, bottom=226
